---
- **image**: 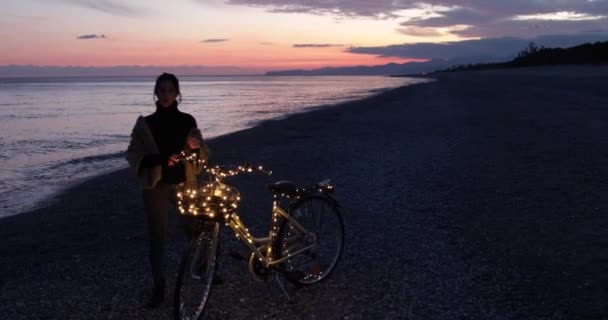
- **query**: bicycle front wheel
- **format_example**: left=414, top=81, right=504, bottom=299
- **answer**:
left=274, top=195, right=344, bottom=285
left=174, top=221, right=219, bottom=320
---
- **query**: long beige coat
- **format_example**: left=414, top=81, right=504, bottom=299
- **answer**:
left=125, top=115, right=208, bottom=189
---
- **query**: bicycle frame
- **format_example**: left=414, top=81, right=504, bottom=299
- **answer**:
left=224, top=201, right=315, bottom=269
left=174, top=156, right=342, bottom=316
left=174, top=158, right=330, bottom=271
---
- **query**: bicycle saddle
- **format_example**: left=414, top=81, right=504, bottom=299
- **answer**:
left=266, top=181, right=297, bottom=196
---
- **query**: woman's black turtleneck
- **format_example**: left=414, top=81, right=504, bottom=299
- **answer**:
left=140, top=100, right=198, bottom=184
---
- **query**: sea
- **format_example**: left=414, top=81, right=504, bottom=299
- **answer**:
left=0, top=75, right=429, bottom=218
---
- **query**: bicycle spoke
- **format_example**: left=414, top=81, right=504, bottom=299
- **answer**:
left=174, top=222, right=218, bottom=320
left=316, top=201, right=325, bottom=245
left=308, top=201, right=317, bottom=234
left=276, top=196, right=344, bottom=285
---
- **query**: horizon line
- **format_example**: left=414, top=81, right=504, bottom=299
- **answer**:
left=0, top=74, right=399, bottom=80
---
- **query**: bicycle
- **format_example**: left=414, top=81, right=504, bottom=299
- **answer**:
left=172, top=152, right=344, bottom=320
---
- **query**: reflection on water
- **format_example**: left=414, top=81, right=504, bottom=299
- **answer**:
left=0, top=75, right=430, bottom=217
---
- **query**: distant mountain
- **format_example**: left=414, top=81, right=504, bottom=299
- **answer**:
left=266, top=40, right=608, bottom=76
left=264, top=60, right=454, bottom=76
left=264, top=55, right=516, bottom=76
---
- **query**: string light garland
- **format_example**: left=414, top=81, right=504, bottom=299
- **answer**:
left=174, top=149, right=335, bottom=260
left=175, top=150, right=337, bottom=279
left=175, top=151, right=267, bottom=221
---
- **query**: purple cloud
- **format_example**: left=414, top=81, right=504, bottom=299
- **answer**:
left=226, top=0, right=413, bottom=18
left=227, top=1, right=608, bottom=17
left=77, top=34, right=106, bottom=39
left=347, top=33, right=608, bottom=61
left=403, top=7, right=492, bottom=28
left=227, top=0, right=608, bottom=38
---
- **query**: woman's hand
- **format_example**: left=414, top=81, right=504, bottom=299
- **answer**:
left=187, top=135, right=200, bottom=149
left=187, top=128, right=203, bottom=149
left=167, top=154, right=179, bottom=167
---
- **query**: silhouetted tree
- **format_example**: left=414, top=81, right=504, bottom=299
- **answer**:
left=437, top=41, right=608, bottom=72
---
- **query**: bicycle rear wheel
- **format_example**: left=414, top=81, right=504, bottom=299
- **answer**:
left=274, top=195, right=344, bottom=285
left=174, top=221, right=219, bottom=320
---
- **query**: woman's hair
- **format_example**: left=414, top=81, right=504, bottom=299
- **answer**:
left=153, top=72, right=182, bottom=103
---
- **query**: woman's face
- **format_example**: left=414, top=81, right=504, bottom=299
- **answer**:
left=156, top=80, right=178, bottom=107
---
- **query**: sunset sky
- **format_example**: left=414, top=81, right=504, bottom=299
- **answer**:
left=1, top=0, right=607, bottom=75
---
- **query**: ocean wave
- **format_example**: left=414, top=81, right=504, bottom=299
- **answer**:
left=2, top=75, right=418, bottom=217
left=0, top=113, right=61, bottom=120
left=47, top=151, right=126, bottom=169
left=1, top=139, right=125, bottom=156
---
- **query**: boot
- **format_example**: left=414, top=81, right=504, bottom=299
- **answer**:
left=144, top=279, right=165, bottom=309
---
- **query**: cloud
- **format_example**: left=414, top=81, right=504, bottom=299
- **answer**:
left=403, top=7, right=492, bottom=28
left=77, top=34, right=106, bottom=39
left=347, top=33, right=608, bottom=61
left=259, top=42, right=274, bottom=45
left=513, top=11, right=607, bottom=21
left=293, top=43, right=344, bottom=48
left=201, top=38, right=230, bottom=43
left=227, top=1, right=608, bottom=18
left=226, top=0, right=411, bottom=18
left=226, top=1, right=608, bottom=38
left=397, top=26, right=443, bottom=37
left=454, top=18, right=608, bottom=38
left=47, top=0, right=141, bottom=16
left=403, top=6, right=608, bottom=38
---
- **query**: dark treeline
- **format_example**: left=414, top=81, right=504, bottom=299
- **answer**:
left=439, top=41, right=608, bottom=72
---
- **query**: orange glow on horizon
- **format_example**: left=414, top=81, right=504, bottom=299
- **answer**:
left=0, top=1, right=456, bottom=74
left=1, top=39, right=423, bottom=71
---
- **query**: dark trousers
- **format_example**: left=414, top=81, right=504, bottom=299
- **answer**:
left=142, top=182, right=198, bottom=287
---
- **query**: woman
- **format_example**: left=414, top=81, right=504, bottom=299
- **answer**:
left=126, top=72, right=208, bottom=308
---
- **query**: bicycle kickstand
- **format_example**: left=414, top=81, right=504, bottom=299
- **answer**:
left=274, top=273, right=293, bottom=302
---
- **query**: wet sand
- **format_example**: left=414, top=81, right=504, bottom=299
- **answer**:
left=1, top=66, right=607, bottom=319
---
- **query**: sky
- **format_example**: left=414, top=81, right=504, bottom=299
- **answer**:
left=1, top=0, right=607, bottom=75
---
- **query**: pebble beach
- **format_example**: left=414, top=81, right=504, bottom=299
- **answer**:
left=1, top=66, right=607, bottom=320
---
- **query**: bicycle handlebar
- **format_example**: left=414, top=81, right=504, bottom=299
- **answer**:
left=207, top=164, right=273, bottom=178
left=175, top=151, right=273, bottom=178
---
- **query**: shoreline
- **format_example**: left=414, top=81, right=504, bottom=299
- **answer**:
left=1, top=66, right=607, bottom=319
left=0, top=78, right=432, bottom=220
left=0, top=73, right=412, bottom=82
